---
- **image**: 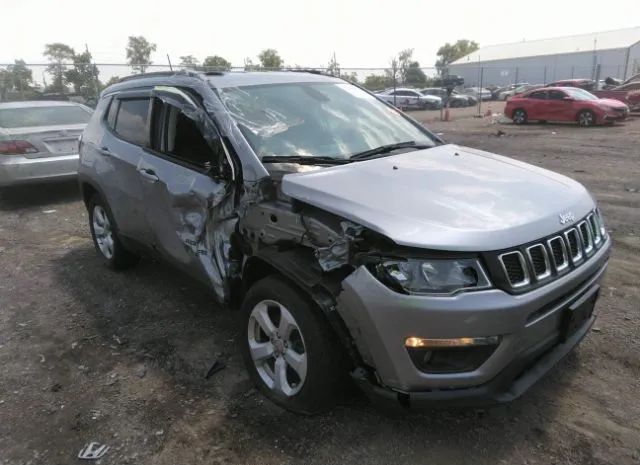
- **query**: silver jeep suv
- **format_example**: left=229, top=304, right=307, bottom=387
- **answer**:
left=78, top=70, right=610, bottom=413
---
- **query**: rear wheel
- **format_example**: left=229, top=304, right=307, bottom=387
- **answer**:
left=240, top=275, right=346, bottom=414
left=512, top=109, right=528, bottom=125
left=88, top=194, right=140, bottom=269
left=578, top=110, right=596, bottom=127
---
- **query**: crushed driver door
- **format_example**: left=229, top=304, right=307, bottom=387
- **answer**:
left=139, top=85, right=236, bottom=302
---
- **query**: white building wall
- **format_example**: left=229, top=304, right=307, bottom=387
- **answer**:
left=449, top=48, right=630, bottom=87
left=626, top=41, right=640, bottom=79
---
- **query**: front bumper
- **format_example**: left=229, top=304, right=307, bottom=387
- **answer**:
left=0, top=153, right=79, bottom=187
left=603, top=110, right=629, bottom=122
left=337, top=239, right=610, bottom=406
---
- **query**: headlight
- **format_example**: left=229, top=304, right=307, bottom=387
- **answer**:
left=376, top=258, right=492, bottom=295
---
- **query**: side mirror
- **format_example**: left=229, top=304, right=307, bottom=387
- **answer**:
left=563, top=96, right=574, bottom=102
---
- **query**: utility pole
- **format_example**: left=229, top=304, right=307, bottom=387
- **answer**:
left=167, top=54, right=173, bottom=71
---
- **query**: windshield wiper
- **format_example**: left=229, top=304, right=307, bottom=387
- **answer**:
left=349, top=141, right=432, bottom=160
left=261, top=155, right=352, bottom=165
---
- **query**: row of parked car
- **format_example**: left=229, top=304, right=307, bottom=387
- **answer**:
left=373, top=87, right=479, bottom=110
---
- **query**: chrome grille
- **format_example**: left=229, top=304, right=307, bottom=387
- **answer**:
left=588, top=213, right=602, bottom=246
left=578, top=221, right=594, bottom=255
left=565, top=228, right=582, bottom=263
left=497, top=209, right=607, bottom=290
left=526, top=244, right=551, bottom=280
left=547, top=236, right=568, bottom=272
left=499, top=251, right=529, bottom=287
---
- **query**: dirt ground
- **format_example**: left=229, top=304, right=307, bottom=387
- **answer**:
left=1, top=107, right=639, bottom=465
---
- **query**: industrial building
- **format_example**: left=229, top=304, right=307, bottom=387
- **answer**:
left=448, top=27, right=640, bottom=87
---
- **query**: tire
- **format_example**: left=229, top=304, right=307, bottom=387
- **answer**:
left=88, top=194, right=140, bottom=270
left=512, top=109, right=528, bottom=125
left=240, top=275, right=346, bottom=414
left=577, top=110, right=596, bottom=127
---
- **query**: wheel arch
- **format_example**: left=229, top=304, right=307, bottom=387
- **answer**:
left=79, top=177, right=107, bottom=211
left=576, top=108, right=596, bottom=122
left=240, top=247, right=363, bottom=366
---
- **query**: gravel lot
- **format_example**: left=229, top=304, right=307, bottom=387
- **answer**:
left=1, top=109, right=639, bottom=465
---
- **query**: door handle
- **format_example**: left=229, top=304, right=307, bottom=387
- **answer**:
left=97, top=146, right=111, bottom=156
left=138, top=168, right=159, bottom=182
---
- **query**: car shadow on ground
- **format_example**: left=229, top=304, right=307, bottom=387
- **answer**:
left=0, top=180, right=81, bottom=211
left=51, top=245, right=581, bottom=463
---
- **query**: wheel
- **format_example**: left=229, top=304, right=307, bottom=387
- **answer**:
left=512, top=109, right=528, bottom=124
left=578, top=110, right=596, bottom=127
left=240, top=275, right=346, bottom=414
left=88, top=194, right=140, bottom=269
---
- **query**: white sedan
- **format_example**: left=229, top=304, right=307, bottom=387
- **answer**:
left=0, top=101, right=92, bottom=186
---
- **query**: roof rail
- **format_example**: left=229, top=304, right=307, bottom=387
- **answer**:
left=118, top=70, right=204, bottom=83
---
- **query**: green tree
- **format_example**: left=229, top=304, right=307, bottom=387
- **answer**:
left=9, top=60, right=33, bottom=96
left=65, top=51, right=100, bottom=100
left=43, top=43, right=75, bottom=93
left=244, top=58, right=257, bottom=71
left=397, top=48, right=414, bottom=84
left=258, top=49, right=283, bottom=70
left=363, top=74, right=390, bottom=91
left=102, top=76, right=121, bottom=89
left=202, top=55, right=232, bottom=71
left=126, top=36, right=157, bottom=74
left=435, top=39, right=479, bottom=75
left=342, top=71, right=359, bottom=84
left=179, top=55, right=199, bottom=69
left=0, top=68, right=11, bottom=101
left=405, top=61, right=427, bottom=86
left=327, top=53, right=340, bottom=76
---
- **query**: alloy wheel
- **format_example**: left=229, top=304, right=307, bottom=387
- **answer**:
left=92, top=205, right=114, bottom=259
left=513, top=110, right=527, bottom=124
left=247, top=300, right=308, bottom=397
left=579, top=111, right=595, bottom=127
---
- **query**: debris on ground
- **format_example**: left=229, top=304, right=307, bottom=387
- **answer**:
left=205, top=359, right=226, bottom=379
left=77, top=442, right=109, bottom=460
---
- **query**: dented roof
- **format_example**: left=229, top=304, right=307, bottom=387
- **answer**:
left=452, top=27, right=640, bottom=64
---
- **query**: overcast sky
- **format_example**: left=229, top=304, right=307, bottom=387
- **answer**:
left=2, top=0, right=639, bottom=71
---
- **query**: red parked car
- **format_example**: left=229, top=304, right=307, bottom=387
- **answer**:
left=505, top=87, right=630, bottom=127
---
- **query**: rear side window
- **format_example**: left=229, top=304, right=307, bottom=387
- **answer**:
left=113, top=98, right=150, bottom=146
left=0, top=105, right=91, bottom=128
left=529, top=91, right=546, bottom=100
left=548, top=90, right=566, bottom=100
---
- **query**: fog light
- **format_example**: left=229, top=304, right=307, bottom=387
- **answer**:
left=405, top=336, right=500, bottom=348
left=405, top=336, right=501, bottom=374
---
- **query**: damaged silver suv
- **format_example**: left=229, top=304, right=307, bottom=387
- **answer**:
left=79, top=70, right=611, bottom=413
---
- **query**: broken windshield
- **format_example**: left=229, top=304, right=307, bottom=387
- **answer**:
left=216, top=81, right=435, bottom=160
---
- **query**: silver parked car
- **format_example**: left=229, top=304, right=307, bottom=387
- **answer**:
left=464, top=87, right=492, bottom=101
left=376, top=87, right=442, bottom=110
left=79, top=71, right=610, bottom=413
left=0, top=101, right=92, bottom=186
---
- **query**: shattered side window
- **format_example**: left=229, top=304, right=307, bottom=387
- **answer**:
left=217, top=81, right=434, bottom=160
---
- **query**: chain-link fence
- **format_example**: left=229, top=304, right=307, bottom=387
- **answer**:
left=1, top=60, right=636, bottom=107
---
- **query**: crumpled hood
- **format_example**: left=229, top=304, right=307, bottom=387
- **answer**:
left=281, top=144, right=595, bottom=252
